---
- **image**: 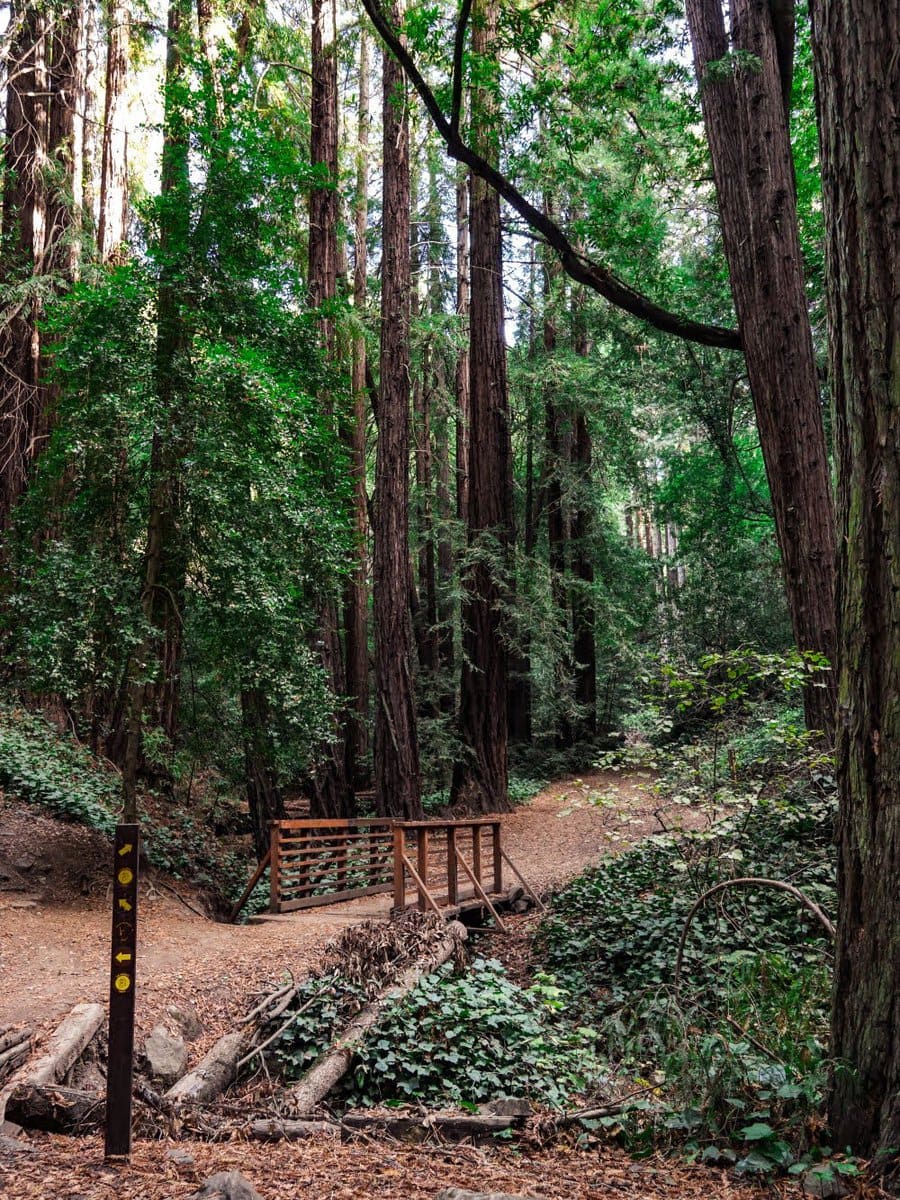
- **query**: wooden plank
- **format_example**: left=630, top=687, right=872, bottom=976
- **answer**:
left=492, top=822, right=502, bottom=894
left=269, top=821, right=281, bottom=913
left=416, top=828, right=430, bottom=912
left=400, top=854, right=443, bottom=917
left=393, top=826, right=406, bottom=911
left=106, top=823, right=140, bottom=1160
left=273, top=818, right=391, bottom=831
left=454, top=848, right=508, bottom=933
left=446, top=827, right=458, bottom=904
left=499, top=848, right=546, bottom=912
left=278, top=883, right=394, bottom=912
left=392, top=817, right=499, bottom=829
left=229, top=847, right=271, bottom=923
left=471, top=825, right=482, bottom=884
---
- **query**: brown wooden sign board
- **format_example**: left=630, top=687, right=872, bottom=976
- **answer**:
left=105, top=822, right=140, bottom=1160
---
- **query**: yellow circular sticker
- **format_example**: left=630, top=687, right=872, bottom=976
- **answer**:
left=117, top=868, right=134, bottom=886
left=114, top=973, right=131, bottom=993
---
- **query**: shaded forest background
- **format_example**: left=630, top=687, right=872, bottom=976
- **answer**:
left=0, top=0, right=808, bottom=833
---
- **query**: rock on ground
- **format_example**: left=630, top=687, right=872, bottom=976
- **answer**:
left=143, top=1025, right=189, bottom=1084
left=192, top=1171, right=263, bottom=1200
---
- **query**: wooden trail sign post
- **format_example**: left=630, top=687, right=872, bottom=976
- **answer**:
left=105, top=823, right=140, bottom=1160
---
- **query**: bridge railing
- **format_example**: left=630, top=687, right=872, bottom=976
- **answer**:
left=269, top=818, right=394, bottom=912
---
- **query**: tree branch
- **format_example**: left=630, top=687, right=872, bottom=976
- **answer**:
left=449, top=0, right=473, bottom=133
left=359, top=0, right=743, bottom=351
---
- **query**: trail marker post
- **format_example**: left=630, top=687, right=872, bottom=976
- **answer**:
left=105, top=822, right=140, bottom=1160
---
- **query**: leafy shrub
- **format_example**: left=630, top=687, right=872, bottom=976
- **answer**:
left=270, top=957, right=600, bottom=1111
left=534, top=791, right=836, bottom=1157
left=0, top=702, right=118, bottom=833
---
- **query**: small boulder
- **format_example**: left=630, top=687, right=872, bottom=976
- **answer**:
left=193, top=1171, right=263, bottom=1200
left=143, top=1024, right=189, bottom=1084
left=166, top=1002, right=203, bottom=1042
left=506, top=884, right=525, bottom=904
left=512, top=899, right=530, bottom=914
left=167, top=1147, right=196, bottom=1167
left=481, top=1099, right=532, bottom=1118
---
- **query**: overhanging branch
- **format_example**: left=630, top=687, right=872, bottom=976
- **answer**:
left=359, top=0, right=742, bottom=352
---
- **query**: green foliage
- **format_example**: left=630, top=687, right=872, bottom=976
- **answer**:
left=535, top=694, right=836, bottom=1163
left=0, top=702, right=119, bottom=833
left=271, top=957, right=600, bottom=1110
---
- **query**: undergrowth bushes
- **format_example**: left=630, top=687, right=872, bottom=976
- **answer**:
left=269, top=956, right=599, bottom=1110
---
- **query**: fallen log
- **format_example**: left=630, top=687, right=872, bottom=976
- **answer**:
left=0, top=1002, right=104, bottom=1122
left=340, top=1111, right=519, bottom=1143
left=165, top=1031, right=247, bottom=1106
left=6, top=1084, right=105, bottom=1133
left=286, top=921, right=467, bottom=1114
left=247, top=1118, right=339, bottom=1141
left=26, top=1003, right=105, bottom=1088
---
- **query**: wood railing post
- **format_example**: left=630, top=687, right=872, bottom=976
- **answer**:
left=269, top=821, right=281, bottom=913
left=492, top=822, right=502, bottom=894
left=393, top=824, right=405, bottom=911
left=417, top=826, right=430, bottom=911
left=446, top=827, right=458, bottom=904
left=471, top=824, right=482, bottom=885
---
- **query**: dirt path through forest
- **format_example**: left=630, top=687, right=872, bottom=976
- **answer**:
left=0, top=771, right=703, bottom=1054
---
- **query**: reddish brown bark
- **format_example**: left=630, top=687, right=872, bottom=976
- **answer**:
left=809, top=0, right=900, bottom=1158
left=343, top=28, right=371, bottom=791
left=373, top=30, right=422, bottom=820
left=451, top=0, right=513, bottom=813
left=308, top=0, right=352, bottom=817
left=685, top=0, right=837, bottom=736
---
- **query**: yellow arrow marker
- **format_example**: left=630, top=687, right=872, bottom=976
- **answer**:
left=117, top=867, right=134, bottom=887
left=118, top=843, right=133, bottom=856
left=117, top=898, right=132, bottom=912
left=114, top=973, right=131, bottom=993
left=115, top=951, right=132, bottom=964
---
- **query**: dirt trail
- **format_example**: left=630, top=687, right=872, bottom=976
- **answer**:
left=0, top=772, right=703, bottom=1053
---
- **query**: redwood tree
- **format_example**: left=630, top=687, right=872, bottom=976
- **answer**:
left=307, top=0, right=352, bottom=817
left=450, top=0, right=514, bottom=813
left=373, top=26, right=422, bottom=820
left=684, top=0, right=837, bottom=735
left=810, top=0, right=900, bottom=1159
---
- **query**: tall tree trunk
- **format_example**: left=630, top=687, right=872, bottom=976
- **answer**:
left=454, top=171, right=470, bottom=525
left=308, top=0, right=352, bottom=817
left=121, top=0, right=191, bottom=817
left=542, top=210, right=573, bottom=748
left=0, top=4, right=49, bottom=530
left=47, top=2, right=84, bottom=276
left=81, top=0, right=99, bottom=223
left=342, top=27, right=371, bottom=791
left=684, top=0, right=837, bottom=737
left=373, top=29, right=422, bottom=820
left=98, top=0, right=130, bottom=260
left=570, top=297, right=596, bottom=737
left=451, top=0, right=513, bottom=813
left=428, top=151, right=455, bottom=691
left=810, top=0, right=900, bottom=1159
left=241, top=685, right=284, bottom=861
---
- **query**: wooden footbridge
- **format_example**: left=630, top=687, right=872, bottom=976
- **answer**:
left=230, top=816, right=542, bottom=929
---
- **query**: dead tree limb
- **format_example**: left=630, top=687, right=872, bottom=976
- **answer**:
left=673, top=876, right=835, bottom=996
left=165, top=1031, right=247, bottom=1106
